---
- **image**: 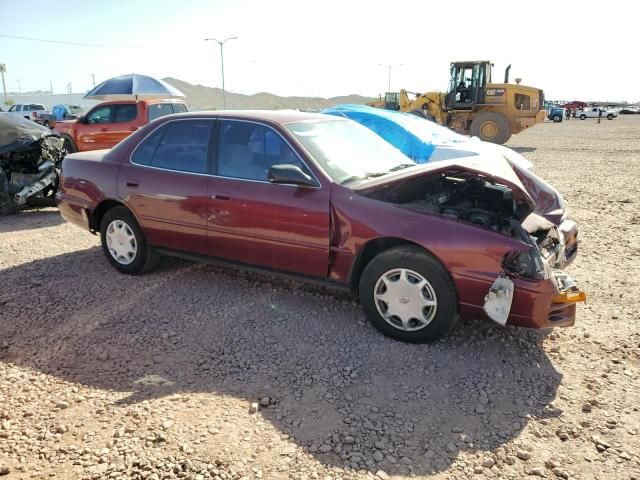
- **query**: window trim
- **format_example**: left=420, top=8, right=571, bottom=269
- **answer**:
left=129, top=117, right=322, bottom=188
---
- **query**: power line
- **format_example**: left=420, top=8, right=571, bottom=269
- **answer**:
left=0, top=33, right=143, bottom=49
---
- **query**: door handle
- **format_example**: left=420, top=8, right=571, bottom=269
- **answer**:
left=126, top=179, right=139, bottom=187
left=129, top=126, right=138, bottom=131
left=100, top=127, right=108, bottom=132
left=211, top=194, right=230, bottom=200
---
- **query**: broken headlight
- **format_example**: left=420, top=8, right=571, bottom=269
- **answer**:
left=504, top=249, right=546, bottom=280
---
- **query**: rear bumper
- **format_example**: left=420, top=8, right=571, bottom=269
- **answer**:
left=55, top=191, right=91, bottom=230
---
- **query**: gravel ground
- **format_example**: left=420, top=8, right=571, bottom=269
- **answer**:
left=1, top=115, right=639, bottom=480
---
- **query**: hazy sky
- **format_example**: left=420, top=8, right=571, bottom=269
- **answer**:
left=0, top=0, right=635, bottom=102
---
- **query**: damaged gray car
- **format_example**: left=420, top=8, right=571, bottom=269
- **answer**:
left=0, top=113, right=66, bottom=215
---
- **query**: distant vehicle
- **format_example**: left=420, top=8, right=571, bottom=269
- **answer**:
left=38, top=104, right=86, bottom=128
left=53, top=99, right=188, bottom=152
left=619, top=107, right=640, bottom=114
left=576, top=107, right=617, bottom=120
left=546, top=104, right=565, bottom=122
left=561, top=101, right=588, bottom=110
left=7, top=103, right=49, bottom=122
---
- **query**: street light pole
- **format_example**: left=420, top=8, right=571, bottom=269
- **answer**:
left=378, top=63, right=403, bottom=92
left=204, top=36, right=237, bottom=109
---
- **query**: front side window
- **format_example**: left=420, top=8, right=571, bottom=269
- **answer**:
left=217, top=120, right=311, bottom=182
left=514, top=94, right=531, bottom=111
left=285, top=118, right=414, bottom=184
left=132, top=120, right=212, bottom=174
left=113, top=104, right=137, bottom=123
left=173, top=103, right=188, bottom=114
left=86, top=106, right=113, bottom=124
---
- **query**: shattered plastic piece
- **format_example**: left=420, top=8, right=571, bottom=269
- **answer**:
left=484, top=275, right=514, bottom=325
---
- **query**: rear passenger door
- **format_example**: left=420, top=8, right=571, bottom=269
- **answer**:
left=119, top=119, right=214, bottom=254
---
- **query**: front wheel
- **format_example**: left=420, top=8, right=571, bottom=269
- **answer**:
left=552, top=114, right=562, bottom=122
left=607, top=114, right=614, bottom=120
left=99, top=206, right=158, bottom=274
left=579, top=114, right=586, bottom=120
left=359, top=246, right=458, bottom=343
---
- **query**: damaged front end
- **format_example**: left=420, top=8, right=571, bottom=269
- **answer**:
left=358, top=155, right=586, bottom=327
left=0, top=113, right=65, bottom=215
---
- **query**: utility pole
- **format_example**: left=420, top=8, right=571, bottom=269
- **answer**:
left=91, top=73, right=95, bottom=87
left=378, top=64, right=403, bottom=91
left=16, top=79, right=21, bottom=93
left=49, top=81, right=53, bottom=94
left=0, top=64, right=7, bottom=104
left=204, top=36, right=237, bottom=109
left=67, top=82, right=72, bottom=94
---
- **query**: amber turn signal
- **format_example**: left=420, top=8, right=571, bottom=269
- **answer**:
left=552, top=290, right=587, bottom=304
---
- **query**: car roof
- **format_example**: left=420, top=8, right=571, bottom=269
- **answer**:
left=167, top=109, right=334, bottom=125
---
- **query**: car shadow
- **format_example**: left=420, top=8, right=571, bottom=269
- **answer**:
left=0, top=248, right=562, bottom=476
left=509, top=146, right=537, bottom=153
left=0, top=207, right=64, bottom=233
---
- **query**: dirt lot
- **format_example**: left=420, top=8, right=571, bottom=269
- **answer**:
left=1, top=115, right=639, bottom=480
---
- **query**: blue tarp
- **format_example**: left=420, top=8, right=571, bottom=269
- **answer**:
left=321, top=104, right=467, bottom=164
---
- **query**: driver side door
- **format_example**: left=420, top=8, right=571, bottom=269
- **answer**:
left=206, top=119, right=331, bottom=277
left=76, top=104, right=115, bottom=150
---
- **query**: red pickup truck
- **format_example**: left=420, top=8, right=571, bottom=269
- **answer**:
left=54, top=99, right=188, bottom=152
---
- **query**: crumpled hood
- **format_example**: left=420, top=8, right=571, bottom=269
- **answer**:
left=352, top=153, right=566, bottom=224
left=0, top=113, right=58, bottom=154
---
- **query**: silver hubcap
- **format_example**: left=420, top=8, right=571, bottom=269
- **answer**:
left=105, top=220, right=137, bottom=265
left=374, top=268, right=437, bottom=331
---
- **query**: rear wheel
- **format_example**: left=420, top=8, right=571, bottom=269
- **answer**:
left=469, top=112, right=511, bottom=144
left=99, top=206, right=158, bottom=274
left=607, top=114, right=614, bottom=120
left=359, top=246, right=458, bottom=343
left=552, top=114, right=562, bottom=122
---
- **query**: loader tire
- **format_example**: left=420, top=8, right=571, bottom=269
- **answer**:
left=470, top=112, right=511, bottom=144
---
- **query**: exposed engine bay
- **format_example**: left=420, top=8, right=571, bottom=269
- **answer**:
left=0, top=113, right=65, bottom=215
left=367, top=171, right=530, bottom=234
left=363, top=168, right=576, bottom=275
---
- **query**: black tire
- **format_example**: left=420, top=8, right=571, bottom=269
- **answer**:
left=469, top=112, right=511, bottom=144
left=99, top=206, right=158, bottom=274
left=43, top=120, right=50, bottom=128
left=607, top=114, right=614, bottom=120
left=0, top=168, right=19, bottom=215
left=579, top=114, right=586, bottom=120
left=359, top=246, right=459, bottom=343
left=552, top=114, right=562, bottom=122
left=62, top=138, right=77, bottom=155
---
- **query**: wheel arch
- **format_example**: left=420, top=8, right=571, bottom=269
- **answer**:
left=59, top=134, right=78, bottom=152
left=89, top=199, right=135, bottom=233
left=348, top=237, right=451, bottom=293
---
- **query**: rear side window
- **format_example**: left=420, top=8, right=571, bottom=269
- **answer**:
left=148, top=103, right=188, bottom=121
left=114, top=104, right=137, bottom=123
left=31, top=104, right=45, bottom=111
left=132, top=120, right=212, bottom=174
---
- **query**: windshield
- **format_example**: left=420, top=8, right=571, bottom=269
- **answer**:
left=285, top=118, right=415, bottom=184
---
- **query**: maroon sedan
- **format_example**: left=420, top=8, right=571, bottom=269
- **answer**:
left=57, top=110, right=585, bottom=343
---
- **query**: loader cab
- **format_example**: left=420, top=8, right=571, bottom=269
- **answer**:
left=445, top=61, right=490, bottom=110
left=384, top=92, right=400, bottom=111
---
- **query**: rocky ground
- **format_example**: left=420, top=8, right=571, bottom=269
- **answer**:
left=0, top=115, right=639, bottom=480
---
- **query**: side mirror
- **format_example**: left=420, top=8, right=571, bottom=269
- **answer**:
left=268, top=164, right=316, bottom=187
left=76, top=115, right=85, bottom=123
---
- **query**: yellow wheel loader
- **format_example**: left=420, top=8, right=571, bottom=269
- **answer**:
left=367, top=61, right=545, bottom=144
